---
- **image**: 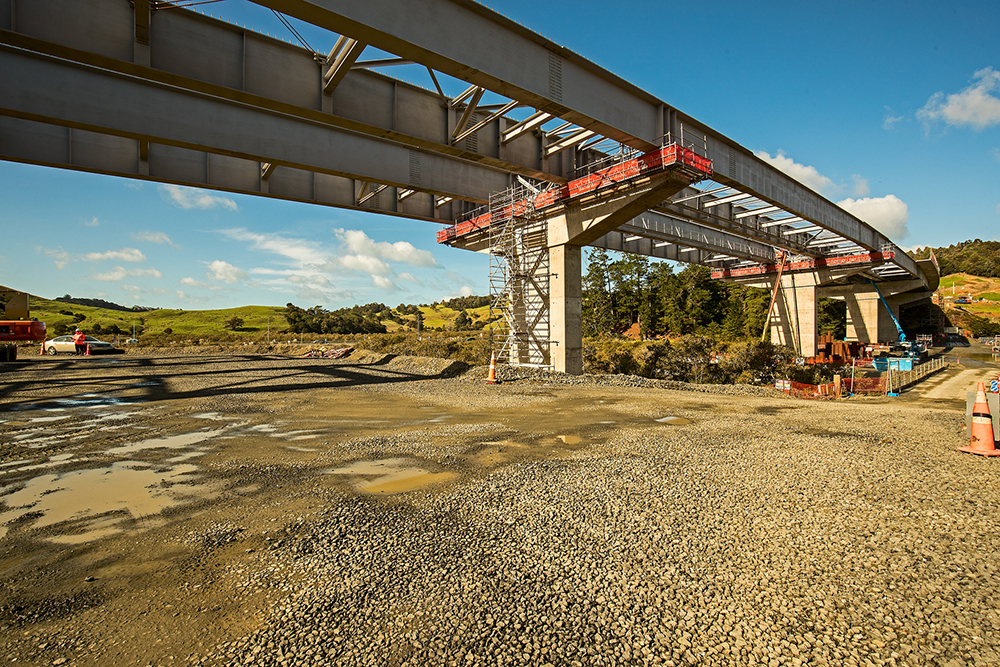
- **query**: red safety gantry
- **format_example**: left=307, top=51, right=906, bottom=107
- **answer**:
left=438, top=143, right=712, bottom=245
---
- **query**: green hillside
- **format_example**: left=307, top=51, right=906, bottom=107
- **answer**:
left=21, top=294, right=495, bottom=342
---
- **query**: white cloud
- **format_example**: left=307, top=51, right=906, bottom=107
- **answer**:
left=837, top=195, right=909, bottom=240
left=993, top=148, right=1000, bottom=161
left=918, top=67, right=1000, bottom=131
left=175, top=290, right=207, bottom=304
left=336, top=253, right=393, bottom=277
left=753, top=150, right=835, bottom=195
left=851, top=175, right=870, bottom=197
left=456, top=286, right=474, bottom=297
left=123, top=284, right=143, bottom=294
left=334, top=229, right=438, bottom=268
left=83, top=248, right=146, bottom=263
left=882, top=108, right=903, bottom=130
left=372, top=275, right=398, bottom=291
left=84, top=217, right=100, bottom=227
left=159, top=184, right=238, bottom=211
left=132, top=230, right=177, bottom=247
left=398, top=272, right=418, bottom=283
left=90, top=266, right=163, bottom=281
left=180, top=277, right=220, bottom=291
left=37, top=246, right=69, bottom=270
left=206, top=260, right=247, bottom=284
left=218, top=228, right=326, bottom=267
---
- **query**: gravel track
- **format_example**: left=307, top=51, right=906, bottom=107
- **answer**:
left=1, top=351, right=998, bottom=667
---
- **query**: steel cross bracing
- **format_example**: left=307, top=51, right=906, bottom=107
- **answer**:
left=0, top=0, right=924, bottom=287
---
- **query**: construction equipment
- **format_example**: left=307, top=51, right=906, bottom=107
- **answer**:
left=0, top=286, right=47, bottom=362
left=867, top=279, right=922, bottom=360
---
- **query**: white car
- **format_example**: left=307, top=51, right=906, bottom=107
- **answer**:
left=45, top=335, right=115, bottom=355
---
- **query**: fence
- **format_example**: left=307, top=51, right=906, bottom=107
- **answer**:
left=776, top=357, right=949, bottom=399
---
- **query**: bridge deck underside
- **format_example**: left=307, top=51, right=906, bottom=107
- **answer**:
left=0, top=0, right=924, bottom=287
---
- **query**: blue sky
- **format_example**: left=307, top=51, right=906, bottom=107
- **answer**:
left=2, top=0, right=999, bottom=310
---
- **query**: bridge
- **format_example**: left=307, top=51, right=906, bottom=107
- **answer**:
left=0, top=0, right=938, bottom=373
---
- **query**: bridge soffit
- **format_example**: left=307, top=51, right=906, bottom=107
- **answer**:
left=4, top=0, right=914, bottom=276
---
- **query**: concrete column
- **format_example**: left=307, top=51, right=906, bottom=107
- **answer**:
left=843, top=290, right=883, bottom=344
left=771, top=274, right=818, bottom=357
left=549, top=244, right=582, bottom=375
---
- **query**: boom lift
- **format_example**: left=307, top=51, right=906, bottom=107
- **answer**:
left=867, top=280, right=922, bottom=360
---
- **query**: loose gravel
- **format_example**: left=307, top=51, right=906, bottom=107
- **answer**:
left=1, top=351, right=998, bottom=667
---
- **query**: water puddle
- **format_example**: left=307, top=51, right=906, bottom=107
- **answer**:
left=655, top=416, right=692, bottom=425
left=30, top=415, right=71, bottom=423
left=557, top=435, right=583, bottom=445
left=0, top=461, right=221, bottom=543
left=105, top=430, right=223, bottom=455
left=326, top=457, right=457, bottom=495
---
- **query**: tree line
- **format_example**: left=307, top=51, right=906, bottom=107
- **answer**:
left=909, top=240, right=1000, bottom=278
left=582, top=249, right=846, bottom=340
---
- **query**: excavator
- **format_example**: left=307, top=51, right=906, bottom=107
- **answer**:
left=0, top=286, right=47, bottom=362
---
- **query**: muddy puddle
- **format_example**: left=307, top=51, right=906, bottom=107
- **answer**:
left=0, top=460, right=221, bottom=543
left=326, top=457, right=457, bottom=494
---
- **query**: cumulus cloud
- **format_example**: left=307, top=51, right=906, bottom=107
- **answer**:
left=37, top=246, right=69, bottom=270
left=218, top=226, right=446, bottom=302
left=851, top=175, right=870, bottom=197
left=83, top=248, right=146, bottom=263
left=206, top=260, right=247, bottom=284
left=753, top=150, right=835, bottom=195
left=84, top=217, right=100, bottom=227
left=335, top=229, right=438, bottom=268
left=837, top=195, right=909, bottom=240
left=90, top=266, right=163, bottom=281
left=159, top=184, right=238, bottom=211
left=132, top=230, right=177, bottom=247
left=372, top=275, right=398, bottom=291
left=918, top=67, right=1000, bottom=131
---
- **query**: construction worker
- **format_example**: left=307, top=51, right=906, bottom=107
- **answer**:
left=72, top=328, right=87, bottom=355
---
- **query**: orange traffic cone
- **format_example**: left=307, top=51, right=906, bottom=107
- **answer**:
left=40, top=340, right=45, bottom=355
left=85, top=343, right=91, bottom=356
left=959, top=381, right=999, bottom=457
left=485, top=352, right=499, bottom=385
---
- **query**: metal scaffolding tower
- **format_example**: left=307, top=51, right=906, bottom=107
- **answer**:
left=487, top=183, right=551, bottom=367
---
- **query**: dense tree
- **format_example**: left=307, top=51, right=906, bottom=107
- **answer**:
left=909, top=240, right=1000, bottom=278
left=581, top=251, right=776, bottom=341
left=224, top=316, right=244, bottom=331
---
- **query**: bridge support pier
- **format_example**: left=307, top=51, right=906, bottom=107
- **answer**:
left=549, top=244, right=583, bottom=376
left=819, top=281, right=931, bottom=344
left=770, top=274, right=818, bottom=357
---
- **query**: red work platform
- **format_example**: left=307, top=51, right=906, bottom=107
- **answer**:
left=437, top=143, right=712, bottom=245
left=711, top=250, right=896, bottom=279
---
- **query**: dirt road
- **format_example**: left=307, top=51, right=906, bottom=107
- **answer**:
left=1, top=351, right=999, bottom=666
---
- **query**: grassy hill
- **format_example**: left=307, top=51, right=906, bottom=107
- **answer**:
left=21, top=294, right=495, bottom=343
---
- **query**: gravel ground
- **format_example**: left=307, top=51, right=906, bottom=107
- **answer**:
left=1, top=350, right=998, bottom=667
